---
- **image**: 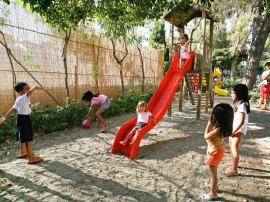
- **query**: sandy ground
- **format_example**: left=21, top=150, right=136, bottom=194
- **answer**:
left=0, top=94, right=269, bottom=202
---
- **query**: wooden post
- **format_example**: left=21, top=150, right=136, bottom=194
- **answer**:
left=185, top=74, right=195, bottom=105
left=196, top=10, right=207, bottom=120
left=209, top=20, right=214, bottom=107
left=205, top=72, right=209, bottom=113
left=167, top=22, right=174, bottom=117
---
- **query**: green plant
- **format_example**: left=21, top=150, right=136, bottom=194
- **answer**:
left=0, top=85, right=156, bottom=143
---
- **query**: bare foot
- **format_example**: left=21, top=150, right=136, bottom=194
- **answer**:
left=28, top=156, right=43, bottom=164
left=100, top=127, right=109, bottom=133
left=17, top=153, right=28, bottom=158
left=223, top=170, right=238, bottom=177
left=255, top=105, right=261, bottom=108
left=119, top=140, right=127, bottom=145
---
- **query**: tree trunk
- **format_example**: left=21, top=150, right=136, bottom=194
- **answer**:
left=93, top=35, right=102, bottom=93
left=230, top=55, right=238, bottom=81
left=110, top=38, right=128, bottom=96
left=137, top=45, right=145, bottom=93
left=243, top=2, right=270, bottom=90
left=0, top=31, right=17, bottom=100
left=62, top=28, right=71, bottom=100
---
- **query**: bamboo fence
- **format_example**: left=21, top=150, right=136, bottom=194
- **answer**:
left=0, top=2, right=164, bottom=113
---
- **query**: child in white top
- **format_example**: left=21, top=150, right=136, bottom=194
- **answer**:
left=223, top=84, right=250, bottom=177
left=119, top=101, right=156, bottom=146
left=0, top=82, right=44, bottom=164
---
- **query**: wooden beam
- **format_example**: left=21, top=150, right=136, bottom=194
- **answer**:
left=196, top=10, right=207, bottom=120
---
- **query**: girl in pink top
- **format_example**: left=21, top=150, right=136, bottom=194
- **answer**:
left=82, top=90, right=110, bottom=133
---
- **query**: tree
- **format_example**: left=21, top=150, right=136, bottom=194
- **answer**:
left=243, top=0, right=270, bottom=89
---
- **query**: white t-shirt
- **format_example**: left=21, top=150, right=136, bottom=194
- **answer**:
left=12, top=94, right=32, bottom=115
left=137, top=111, right=152, bottom=123
left=233, top=102, right=249, bottom=135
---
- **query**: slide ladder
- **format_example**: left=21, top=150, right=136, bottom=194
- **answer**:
left=111, top=51, right=196, bottom=159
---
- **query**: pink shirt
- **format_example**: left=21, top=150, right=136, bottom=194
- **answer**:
left=91, top=94, right=108, bottom=105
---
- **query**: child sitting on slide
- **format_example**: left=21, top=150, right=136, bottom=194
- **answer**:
left=119, top=101, right=156, bottom=146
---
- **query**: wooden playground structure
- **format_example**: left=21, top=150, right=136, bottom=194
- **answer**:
left=164, top=3, right=218, bottom=120
left=111, top=3, right=219, bottom=159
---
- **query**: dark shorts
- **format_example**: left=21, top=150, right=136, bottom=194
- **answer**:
left=135, top=122, right=147, bottom=129
left=17, top=115, right=33, bottom=143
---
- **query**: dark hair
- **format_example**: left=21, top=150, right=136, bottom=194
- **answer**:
left=232, top=84, right=250, bottom=114
left=265, top=62, right=270, bottom=67
left=82, top=90, right=99, bottom=102
left=182, top=34, right=189, bottom=40
left=14, top=82, right=27, bottom=93
left=211, top=103, right=233, bottom=138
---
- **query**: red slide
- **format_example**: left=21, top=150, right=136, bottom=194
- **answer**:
left=111, top=51, right=195, bottom=160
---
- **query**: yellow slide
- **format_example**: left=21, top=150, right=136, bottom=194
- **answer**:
left=214, top=85, right=228, bottom=96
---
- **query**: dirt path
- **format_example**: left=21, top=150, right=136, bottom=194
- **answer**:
left=0, top=95, right=269, bottom=201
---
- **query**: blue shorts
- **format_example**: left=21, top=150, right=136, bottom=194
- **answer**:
left=16, top=115, right=33, bottom=143
left=101, top=99, right=110, bottom=109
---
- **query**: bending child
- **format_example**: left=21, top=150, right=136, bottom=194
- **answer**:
left=223, top=84, right=250, bottom=177
left=119, top=101, right=156, bottom=146
left=0, top=82, right=44, bottom=164
left=82, top=90, right=110, bottom=133
left=203, top=103, right=233, bottom=201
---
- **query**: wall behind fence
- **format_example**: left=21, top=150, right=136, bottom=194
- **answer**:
left=0, top=2, right=164, bottom=113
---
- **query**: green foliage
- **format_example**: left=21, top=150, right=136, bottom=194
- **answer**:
left=0, top=86, right=156, bottom=142
left=222, top=77, right=242, bottom=90
left=149, top=20, right=166, bottom=49
left=0, top=17, right=4, bottom=26
left=212, top=48, right=232, bottom=70
left=0, top=115, right=17, bottom=143
left=248, top=88, right=260, bottom=104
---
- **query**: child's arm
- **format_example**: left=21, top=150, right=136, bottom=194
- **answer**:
left=83, top=104, right=96, bottom=121
left=260, top=70, right=270, bottom=81
left=26, top=86, right=44, bottom=97
left=0, top=108, right=16, bottom=125
left=231, top=112, right=245, bottom=136
left=204, top=121, right=220, bottom=140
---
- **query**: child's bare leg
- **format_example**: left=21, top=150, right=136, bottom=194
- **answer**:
left=96, top=109, right=109, bottom=131
left=130, top=130, right=140, bottom=145
left=119, top=128, right=136, bottom=145
left=224, top=133, right=243, bottom=176
left=256, top=98, right=263, bottom=108
left=18, top=142, right=28, bottom=158
left=26, top=141, right=43, bottom=164
left=262, top=98, right=268, bottom=109
left=208, top=165, right=218, bottom=197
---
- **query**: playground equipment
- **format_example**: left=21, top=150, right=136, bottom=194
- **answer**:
left=212, top=68, right=228, bottom=96
left=111, top=52, right=195, bottom=160
left=111, top=3, right=218, bottom=159
left=189, top=68, right=228, bottom=96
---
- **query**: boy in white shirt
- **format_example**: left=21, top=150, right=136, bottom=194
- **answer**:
left=0, top=82, right=43, bottom=164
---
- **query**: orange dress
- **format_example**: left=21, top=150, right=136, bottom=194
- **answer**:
left=206, top=135, right=225, bottom=166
